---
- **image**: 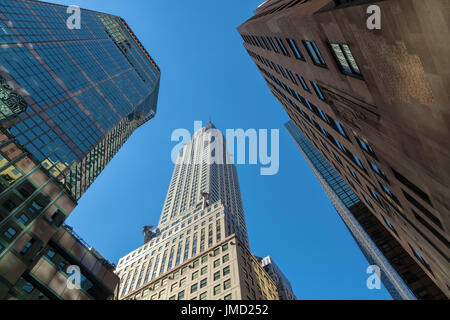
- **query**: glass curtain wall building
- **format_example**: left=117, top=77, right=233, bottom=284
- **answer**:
left=0, top=0, right=160, bottom=300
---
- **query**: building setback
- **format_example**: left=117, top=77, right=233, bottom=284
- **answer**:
left=116, top=123, right=281, bottom=300
left=238, top=0, right=449, bottom=298
left=0, top=0, right=160, bottom=299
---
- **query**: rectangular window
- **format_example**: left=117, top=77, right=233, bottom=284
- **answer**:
left=287, top=69, right=297, bottom=84
left=311, top=81, right=325, bottom=100
left=286, top=38, right=304, bottom=60
left=224, top=279, right=232, bottom=290
left=393, top=169, right=432, bottom=206
left=403, top=191, right=441, bottom=229
left=277, top=64, right=288, bottom=79
left=370, top=162, right=388, bottom=181
left=276, top=37, right=290, bottom=56
left=4, top=227, right=17, bottom=240
left=333, top=120, right=348, bottom=138
left=357, top=138, right=376, bottom=158
left=267, top=37, right=279, bottom=53
left=303, top=40, right=326, bottom=66
left=214, top=285, right=221, bottom=295
left=261, top=37, right=271, bottom=51
left=352, top=154, right=365, bottom=170
left=330, top=43, right=362, bottom=77
left=20, top=239, right=35, bottom=255
left=297, top=74, right=310, bottom=92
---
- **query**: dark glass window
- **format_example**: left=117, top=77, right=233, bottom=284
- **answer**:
left=275, top=37, right=290, bottom=56
left=303, top=40, right=326, bottom=66
left=311, top=81, right=325, bottom=100
left=267, top=37, right=279, bottom=53
left=286, top=38, right=304, bottom=60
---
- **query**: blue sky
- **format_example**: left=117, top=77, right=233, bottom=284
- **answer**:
left=52, top=0, right=391, bottom=300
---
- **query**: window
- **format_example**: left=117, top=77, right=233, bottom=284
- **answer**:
left=200, top=292, right=207, bottom=300
left=22, top=282, right=34, bottom=294
left=200, top=278, right=207, bottom=288
left=20, top=239, right=35, bottom=255
left=223, top=266, right=230, bottom=276
left=303, top=40, right=326, bottom=66
left=286, top=38, right=304, bottom=60
left=393, top=169, right=432, bottom=206
left=191, top=283, right=198, bottom=293
left=178, top=290, right=185, bottom=300
left=311, top=81, right=325, bottom=100
left=214, top=271, right=221, bottom=281
left=192, top=271, right=199, bottom=280
left=297, top=74, right=310, bottom=92
left=352, top=154, right=365, bottom=170
left=275, top=37, right=290, bottom=56
left=46, top=250, right=56, bottom=260
left=201, top=255, right=208, bottom=263
left=364, top=195, right=373, bottom=208
left=411, top=246, right=433, bottom=273
left=224, top=294, right=232, bottom=300
left=224, top=279, right=232, bottom=290
left=214, top=285, right=221, bottom=295
left=222, top=254, right=229, bottom=263
left=267, top=37, right=279, bottom=53
left=261, top=37, right=271, bottom=51
left=4, top=227, right=17, bottom=240
left=17, top=213, right=30, bottom=225
left=222, top=244, right=228, bottom=251
left=384, top=217, right=397, bottom=233
left=287, top=69, right=297, bottom=84
left=370, top=162, right=387, bottom=180
left=330, top=43, right=361, bottom=77
left=201, top=266, right=208, bottom=275
left=214, top=259, right=220, bottom=268
left=357, top=137, right=376, bottom=158
left=333, top=120, right=348, bottom=138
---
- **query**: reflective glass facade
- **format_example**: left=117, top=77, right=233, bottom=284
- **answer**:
left=0, top=0, right=161, bottom=200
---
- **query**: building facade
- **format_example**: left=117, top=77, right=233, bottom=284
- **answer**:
left=0, top=0, right=160, bottom=299
left=116, top=123, right=280, bottom=300
left=259, top=256, right=296, bottom=300
left=239, top=0, right=449, bottom=298
left=286, top=120, right=446, bottom=300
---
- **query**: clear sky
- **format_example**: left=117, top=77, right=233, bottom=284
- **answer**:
left=51, top=0, right=391, bottom=300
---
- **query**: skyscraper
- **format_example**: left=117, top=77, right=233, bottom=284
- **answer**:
left=239, top=0, right=449, bottom=298
left=286, top=120, right=437, bottom=300
left=259, top=256, right=296, bottom=300
left=116, top=123, right=280, bottom=300
left=0, top=0, right=160, bottom=299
